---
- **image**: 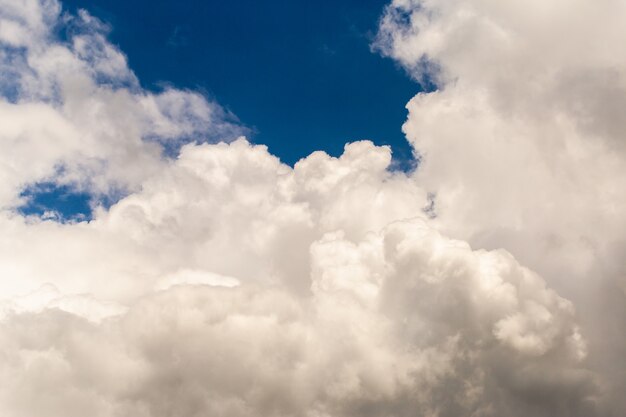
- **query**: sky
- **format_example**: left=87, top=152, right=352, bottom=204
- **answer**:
left=2, top=0, right=626, bottom=416
left=61, top=0, right=420, bottom=165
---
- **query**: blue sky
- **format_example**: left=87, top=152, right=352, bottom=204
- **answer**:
left=61, top=0, right=421, bottom=166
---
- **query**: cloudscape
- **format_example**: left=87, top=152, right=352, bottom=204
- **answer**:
left=1, top=0, right=626, bottom=416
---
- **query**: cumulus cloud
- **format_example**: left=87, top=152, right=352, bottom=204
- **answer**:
left=0, top=206, right=594, bottom=417
left=0, top=0, right=246, bottom=208
left=377, top=0, right=626, bottom=412
left=0, top=0, right=623, bottom=416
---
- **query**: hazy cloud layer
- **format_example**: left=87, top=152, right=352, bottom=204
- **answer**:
left=0, top=0, right=624, bottom=416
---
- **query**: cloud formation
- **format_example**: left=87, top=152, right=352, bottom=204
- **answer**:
left=0, top=0, right=245, bottom=209
left=0, top=0, right=624, bottom=416
left=377, top=0, right=626, bottom=413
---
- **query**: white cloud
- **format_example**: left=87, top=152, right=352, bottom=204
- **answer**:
left=0, top=211, right=594, bottom=417
left=377, top=0, right=626, bottom=412
left=0, top=0, right=245, bottom=208
left=0, top=0, right=623, bottom=415
left=0, top=135, right=598, bottom=416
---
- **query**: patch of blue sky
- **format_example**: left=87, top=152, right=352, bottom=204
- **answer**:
left=17, top=180, right=126, bottom=223
left=17, top=182, right=94, bottom=222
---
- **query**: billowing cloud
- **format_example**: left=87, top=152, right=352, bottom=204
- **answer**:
left=377, top=0, right=626, bottom=412
left=0, top=0, right=624, bottom=416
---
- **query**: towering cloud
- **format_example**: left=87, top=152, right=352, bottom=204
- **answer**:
left=377, top=0, right=626, bottom=413
left=0, top=0, right=623, bottom=416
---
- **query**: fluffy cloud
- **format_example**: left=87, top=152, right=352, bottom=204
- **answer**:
left=0, top=0, right=623, bottom=416
left=377, top=0, right=626, bottom=412
left=0, top=198, right=594, bottom=416
left=0, top=0, right=245, bottom=209
left=0, top=138, right=599, bottom=417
